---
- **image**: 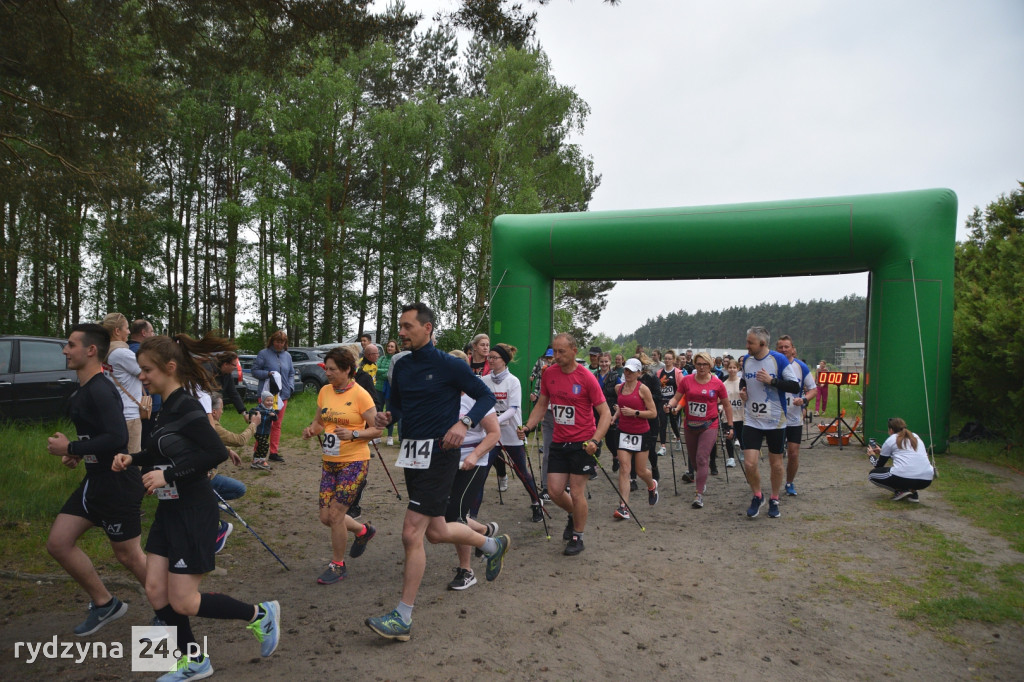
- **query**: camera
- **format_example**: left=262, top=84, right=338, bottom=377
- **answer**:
left=246, top=408, right=259, bottom=417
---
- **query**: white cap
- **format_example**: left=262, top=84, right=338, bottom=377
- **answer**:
left=624, top=358, right=642, bottom=373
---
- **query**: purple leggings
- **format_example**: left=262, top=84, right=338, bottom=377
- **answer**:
left=684, top=424, right=719, bottom=493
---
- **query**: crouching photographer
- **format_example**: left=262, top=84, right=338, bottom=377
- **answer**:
left=867, top=417, right=935, bottom=502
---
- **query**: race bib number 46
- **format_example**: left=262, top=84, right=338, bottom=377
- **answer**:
left=552, top=404, right=576, bottom=426
left=396, top=439, right=433, bottom=469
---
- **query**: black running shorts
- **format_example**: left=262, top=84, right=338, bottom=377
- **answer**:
left=404, top=446, right=460, bottom=517
left=145, top=502, right=219, bottom=575
left=445, top=465, right=488, bottom=523
left=784, top=424, right=802, bottom=445
left=741, top=425, right=786, bottom=455
left=547, top=442, right=596, bottom=476
left=59, top=470, right=145, bottom=542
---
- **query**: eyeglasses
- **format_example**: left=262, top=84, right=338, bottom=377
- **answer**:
left=695, top=362, right=711, bottom=367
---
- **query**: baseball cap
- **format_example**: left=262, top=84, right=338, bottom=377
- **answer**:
left=624, top=358, right=642, bottom=373
left=589, top=346, right=602, bottom=355
left=544, top=348, right=554, bottom=357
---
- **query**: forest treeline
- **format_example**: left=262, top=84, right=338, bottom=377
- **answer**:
left=1, top=0, right=606, bottom=347
left=616, top=295, right=867, bottom=364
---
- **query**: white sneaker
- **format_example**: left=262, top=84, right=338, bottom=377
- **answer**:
left=656, top=445, right=666, bottom=456
left=726, top=458, right=736, bottom=468
left=497, top=476, right=509, bottom=492
left=387, top=436, right=394, bottom=446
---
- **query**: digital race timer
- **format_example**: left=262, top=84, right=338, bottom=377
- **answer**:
left=817, top=371, right=860, bottom=385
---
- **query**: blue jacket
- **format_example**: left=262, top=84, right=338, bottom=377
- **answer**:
left=252, top=347, right=295, bottom=401
left=391, top=341, right=496, bottom=440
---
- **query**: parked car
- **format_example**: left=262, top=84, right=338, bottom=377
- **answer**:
left=287, top=347, right=328, bottom=393
left=0, top=335, right=78, bottom=421
left=237, top=354, right=301, bottom=400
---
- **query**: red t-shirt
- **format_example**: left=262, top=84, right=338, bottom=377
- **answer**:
left=616, top=383, right=649, bottom=435
left=541, top=362, right=606, bottom=442
left=679, top=374, right=727, bottom=429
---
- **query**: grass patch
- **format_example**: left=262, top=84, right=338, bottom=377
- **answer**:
left=933, top=457, right=1024, bottom=553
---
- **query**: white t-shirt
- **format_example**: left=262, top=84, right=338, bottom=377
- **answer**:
left=723, top=376, right=744, bottom=422
left=784, top=359, right=817, bottom=427
left=480, top=370, right=522, bottom=446
left=105, top=346, right=143, bottom=420
left=880, top=431, right=934, bottom=480
left=458, top=394, right=496, bottom=466
left=742, top=351, right=797, bottom=430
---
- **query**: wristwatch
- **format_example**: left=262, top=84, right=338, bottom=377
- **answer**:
left=635, top=409, right=640, bottom=417
left=352, top=430, right=360, bottom=440
left=460, top=416, right=473, bottom=428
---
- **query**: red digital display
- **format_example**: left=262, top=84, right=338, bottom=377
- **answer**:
left=817, top=371, right=860, bottom=385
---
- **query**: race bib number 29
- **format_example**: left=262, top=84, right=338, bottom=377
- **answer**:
left=552, top=404, right=576, bottom=426
left=321, top=433, right=341, bottom=457
left=396, top=439, right=433, bottom=469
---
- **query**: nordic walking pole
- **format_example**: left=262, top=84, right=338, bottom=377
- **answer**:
left=667, top=410, right=679, bottom=496
left=497, top=445, right=551, bottom=540
left=718, top=421, right=730, bottom=484
left=368, top=438, right=402, bottom=500
left=214, top=489, right=290, bottom=571
left=590, top=452, right=645, bottom=532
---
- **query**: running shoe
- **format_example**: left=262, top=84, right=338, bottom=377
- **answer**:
left=485, top=534, right=510, bottom=581
left=247, top=600, right=281, bottom=657
left=447, top=567, right=477, bottom=591
left=908, top=491, right=920, bottom=503
left=349, top=523, right=376, bottom=558
left=785, top=482, right=797, bottom=497
left=657, top=445, right=666, bottom=457
left=317, top=562, right=346, bottom=585
left=214, top=520, right=233, bottom=554
left=891, top=490, right=913, bottom=501
left=73, top=596, right=127, bottom=636
left=540, top=488, right=551, bottom=501
left=746, top=495, right=765, bottom=518
left=483, top=521, right=499, bottom=537
left=630, top=479, right=638, bottom=492
left=648, top=481, right=659, bottom=506
left=387, top=436, right=394, bottom=446
left=613, top=504, right=630, bottom=520
left=692, top=493, right=704, bottom=509
left=269, top=453, right=285, bottom=463
left=251, top=459, right=271, bottom=471
left=562, top=515, right=574, bottom=541
left=589, top=469, right=598, bottom=480
left=563, top=534, right=584, bottom=556
left=767, top=498, right=781, bottom=518
left=681, top=472, right=695, bottom=484
left=726, top=458, right=736, bottom=468
left=365, top=609, right=411, bottom=641
left=710, top=466, right=719, bottom=476
left=156, top=655, right=213, bottom=682
left=531, top=504, right=544, bottom=523
left=497, top=476, right=509, bottom=492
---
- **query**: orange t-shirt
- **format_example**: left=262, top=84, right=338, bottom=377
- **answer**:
left=316, top=383, right=375, bottom=463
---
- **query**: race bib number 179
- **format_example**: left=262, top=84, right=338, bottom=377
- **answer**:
left=552, top=404, right=576, bottom=426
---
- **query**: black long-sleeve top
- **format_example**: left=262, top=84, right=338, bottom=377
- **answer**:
left=131, top=388, right=228, bottom=507
left=66, top=372, right=130, bottom=475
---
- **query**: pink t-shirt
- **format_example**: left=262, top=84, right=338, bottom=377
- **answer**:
left=679, top=374, right=727, bottom=429
left=541, top=363, right=606, bottom=442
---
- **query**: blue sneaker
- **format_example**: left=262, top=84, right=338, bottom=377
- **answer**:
left=485, top=534, right=510, bottom=582
left=246, top=600, right=280, bottom=657
left=768, top=498, right=781, bottom=518
left=214, top=520, right=233, bottom=554
left=365, top=609, right=412, bottom=641
left=746, top=495, right=765, bottom=518
left=785, top=482, right=797, bottom=496
left=73, top=596, right=127, bottom=636
left=156, top=655, right=213, bottom=681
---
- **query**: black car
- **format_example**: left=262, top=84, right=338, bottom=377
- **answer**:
left=0, top=335, right=78, bottom=421
left=288, top=347, right=328, bottom=393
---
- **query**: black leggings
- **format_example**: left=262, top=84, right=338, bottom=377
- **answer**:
left=657, top=409, right=681, bottom=443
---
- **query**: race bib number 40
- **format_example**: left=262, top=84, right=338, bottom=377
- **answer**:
left=396, top=439, right=433, bottom=469
left=618, top=432, right=642, bottom=451
left=552, top=404, right=576, bottom=426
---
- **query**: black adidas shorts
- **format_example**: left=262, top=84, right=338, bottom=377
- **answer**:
left=145, top=502, right=219, bottom=574
left=404, top=447, right=460, bottom=518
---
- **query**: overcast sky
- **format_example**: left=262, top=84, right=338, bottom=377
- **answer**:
left=395, top=1, right=1024, bottom=338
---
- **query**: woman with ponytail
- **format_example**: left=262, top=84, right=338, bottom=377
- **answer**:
left=867, top=417, right=935, bottom=502
left=113, top=333, right=280, bottom=681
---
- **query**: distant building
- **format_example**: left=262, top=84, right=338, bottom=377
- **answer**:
left=837, top=342, right=865, bottom=371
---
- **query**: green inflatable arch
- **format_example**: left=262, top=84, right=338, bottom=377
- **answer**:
left=489, top=188, right=957, bottom=450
